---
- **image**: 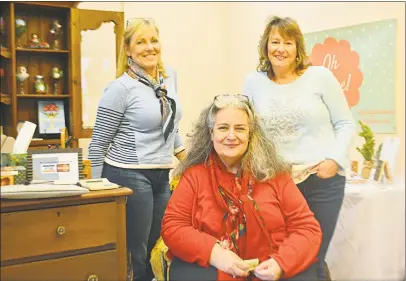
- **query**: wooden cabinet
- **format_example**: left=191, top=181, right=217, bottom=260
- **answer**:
left=0, top=2, right=123, bottom=148
left=1, top=187, right=132, bottom=281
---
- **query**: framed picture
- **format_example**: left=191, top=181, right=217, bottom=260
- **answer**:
left=37, top=100, right=66, bottom=134
left=26, top=148, right=84, bottom=182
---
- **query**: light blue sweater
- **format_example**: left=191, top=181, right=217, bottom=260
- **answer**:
left=243, top=66, right=355, bottom=170
left=88, top=67, right=184, bottom=179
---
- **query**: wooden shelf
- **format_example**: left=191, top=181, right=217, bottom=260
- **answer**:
left=1, top=2, right=123, bottom=145
left=1, top=93, right=11, bottom=105
left=0, top=47, right=11, bottom=58
left=17, top=94, right=70, bottom=98
left=30, top=139, right=60, bottom=146
left=16, top=48, right=69, bottom=54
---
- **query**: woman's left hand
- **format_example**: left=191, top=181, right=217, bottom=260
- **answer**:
left=253, top=258, right=283, bottom=281
left=311, top=159, right=339, bottom=179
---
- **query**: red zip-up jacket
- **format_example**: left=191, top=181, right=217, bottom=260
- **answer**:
left=161, top=164, right=322, bottom=279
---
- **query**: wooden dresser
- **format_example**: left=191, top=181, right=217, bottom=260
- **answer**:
left=1, top=188, right=133, bottom=281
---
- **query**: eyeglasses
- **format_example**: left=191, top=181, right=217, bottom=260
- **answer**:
left=214, top=94, right=249, bottom=102
left=214, top=94, right=250, bottom=103
left=126, top=17, right=155, bottom=28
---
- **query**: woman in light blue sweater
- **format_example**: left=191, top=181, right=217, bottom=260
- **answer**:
left=243, top=16, right=355, bottom=280
left=88, top=18, right=185, bottom=281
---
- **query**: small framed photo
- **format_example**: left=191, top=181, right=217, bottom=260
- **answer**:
left=37, top=100, right=66, bottom=134
left=26, top=148, right=84, bottom=182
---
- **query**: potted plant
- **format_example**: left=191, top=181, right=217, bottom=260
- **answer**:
left=356, top=120, right=376, bottom=179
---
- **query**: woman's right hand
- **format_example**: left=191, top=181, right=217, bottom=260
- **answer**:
left=209, top=243, right=250, bottom=278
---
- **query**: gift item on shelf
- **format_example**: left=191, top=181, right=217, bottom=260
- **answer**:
left=49, top=19, right=62, bottom=50
left=27, top=33, right=50, bottom=49
left=15, top=18, right=27, bottom=48
left=34, top=75, right=46, bottom=94
left=51, top=67, right=63, bottom=95
left=16, top=66, right=29, bottom=95
left=27, top=33, right=41, bottom=48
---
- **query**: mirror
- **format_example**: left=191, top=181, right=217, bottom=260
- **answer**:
left=80, top=22, right=116, bottom=130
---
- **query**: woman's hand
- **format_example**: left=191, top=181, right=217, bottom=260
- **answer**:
left=209, top=243, right=250, bottom=278
left=310, top=159, right=339, bottom=179
left=254, top=258, right=283, bottom=281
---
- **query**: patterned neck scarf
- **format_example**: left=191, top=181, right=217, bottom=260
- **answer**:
left=127, top=62, right=176, bottom=142
left=208, top=152, right=274, bottom=250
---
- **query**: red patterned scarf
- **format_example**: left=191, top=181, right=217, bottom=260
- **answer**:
left=208, top=153, right=274, bottom=281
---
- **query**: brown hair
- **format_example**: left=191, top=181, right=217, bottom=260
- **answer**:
left=257, top=16, right=311, bottom=79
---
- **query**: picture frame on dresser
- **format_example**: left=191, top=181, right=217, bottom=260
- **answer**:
left=26, top=148, right=84, bottom=182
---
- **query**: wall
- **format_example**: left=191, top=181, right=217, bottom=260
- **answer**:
left=78, top=2, right=405, bottom=182
left=122, top=2, right=229, bottom=148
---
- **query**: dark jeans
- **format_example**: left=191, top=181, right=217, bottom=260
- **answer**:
left=169, top=257, right=318, bottom=281
left=297, top=174, right=345, bottom=280
left=102, top=163, right=170, bottom=281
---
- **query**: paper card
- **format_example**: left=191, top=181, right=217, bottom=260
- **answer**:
left=379, top=137, right=400, bottom=177
left=13, top=121, right=36, bottom=153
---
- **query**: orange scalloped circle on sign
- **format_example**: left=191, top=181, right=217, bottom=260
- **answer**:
left=310, top=37, right=363, bottom=108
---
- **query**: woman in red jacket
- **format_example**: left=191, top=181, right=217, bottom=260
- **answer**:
left=161, top=94, right=322, bottom=281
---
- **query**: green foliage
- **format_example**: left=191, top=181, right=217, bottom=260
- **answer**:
left=356, top=120, right=375, bottom=161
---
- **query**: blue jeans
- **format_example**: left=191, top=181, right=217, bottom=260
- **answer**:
left=102, top=163, right=170, bottom=281
left=297, top=174, right=345, bottom=280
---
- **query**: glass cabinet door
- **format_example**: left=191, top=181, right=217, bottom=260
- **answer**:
left=70, top=8, right=124, bottom=139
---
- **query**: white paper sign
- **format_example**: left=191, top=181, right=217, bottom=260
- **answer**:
left=13, top=121, right=37, bottom=153
left=379, top=137, right=400, bottom=177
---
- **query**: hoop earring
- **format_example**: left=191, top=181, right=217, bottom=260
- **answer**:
left=127, top=56, right=133, bottom=66
left=296, top=56, right=299, bottom=61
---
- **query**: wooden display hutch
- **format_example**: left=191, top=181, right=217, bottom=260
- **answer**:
left=0, top=2, right=123, bottom=150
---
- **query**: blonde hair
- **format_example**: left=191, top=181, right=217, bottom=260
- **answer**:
left=117, top=18, right=167, bottom=78
left=257, top=16, right=311, bottom=80
left=174, top=95, right=290, bottom=182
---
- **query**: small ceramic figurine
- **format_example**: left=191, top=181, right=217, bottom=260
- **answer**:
left=15, top=18, right=27, bottom=48
left=16, top=66, right=30, bottom=95
left=26, top=33, right=49, bottom=49
left=27, top=33, right=41, bottom=48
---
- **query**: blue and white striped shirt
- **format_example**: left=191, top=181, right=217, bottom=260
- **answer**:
left=88, top=67, right=184, bottom=179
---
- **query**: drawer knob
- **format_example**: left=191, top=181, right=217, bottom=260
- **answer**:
left=56, top=226, right=66, bottom=236
left=88, top=274, right=99, bottom=281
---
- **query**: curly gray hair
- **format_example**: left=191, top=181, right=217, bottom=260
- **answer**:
left=173, top=94, right=290, bottom=181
